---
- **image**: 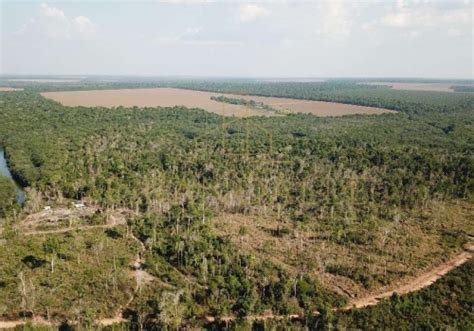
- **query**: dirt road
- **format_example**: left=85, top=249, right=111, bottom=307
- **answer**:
left=1, top=238, right=471, bottom=329
left=344, top=245, right=473, bottom=309
left=22, top=222, right=126, bottom=236
left=205, top=245, right=473, bottom=322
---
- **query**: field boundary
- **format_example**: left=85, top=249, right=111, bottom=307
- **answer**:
left=41, top=88, right=395, bottom=117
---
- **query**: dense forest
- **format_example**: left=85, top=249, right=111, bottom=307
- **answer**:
left=0, top=80, right=472, bottom=329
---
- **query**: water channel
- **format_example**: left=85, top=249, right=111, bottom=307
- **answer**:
left=0, top=148, right=26, bottom=205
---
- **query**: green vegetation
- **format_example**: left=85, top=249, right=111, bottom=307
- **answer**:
left=207, top=259, right=474, bottom=330
left=0, top=79, right=472, bottom=329
left=332, top=258, right=474, bottom=330
left=0, top=227, right=136, bottom=325
left=172, top=80, right=474, bottom=115
left=453, top=85, right=474, bottom=93
left=0, top=177, right=15, bottom=216
left=210, top=95, right=285, bottom=114
left=18, top=78, right=472, bottom=115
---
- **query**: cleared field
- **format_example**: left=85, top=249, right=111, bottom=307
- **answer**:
left=0, top=87, right=23, bottom=91
left=361, top=82, right=458, bottom=92
left=235, top=94, right=395, bottom=116
left=42, top=88, right=393, bottom=117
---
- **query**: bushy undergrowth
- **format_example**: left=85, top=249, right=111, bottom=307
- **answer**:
left=0, top=80, right=472, bottom=328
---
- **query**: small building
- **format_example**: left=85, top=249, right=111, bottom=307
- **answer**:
left=44, top=206, right=51, bottom=211
left=74, top=202, right=85, bottom=208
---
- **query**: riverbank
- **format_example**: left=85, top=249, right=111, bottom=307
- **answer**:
left=0, top=148, right=25, bottom=205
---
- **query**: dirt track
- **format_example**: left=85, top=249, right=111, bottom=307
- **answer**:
left=0, top=225, right=471, bottom=329
left=344, top=245, right=473, bottom=309
left=0, top=222, right=153, bottom=330
left=204, top=246, right=473, bottom=322
left=22, top=223, right=122, bottom=236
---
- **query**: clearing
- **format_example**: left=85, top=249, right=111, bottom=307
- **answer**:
left=211, top=200, right=473, bottom=299
left=0, top=202, right=471, bottom=328
left=345, top=244, right=473, bottom=309
left=0, top=87, right=23, bottom=92
left=41, top=88, right=394, bottom=117
left=15, top=206, right=131, bottom=234
left=0, top=206, right=149, bottom=329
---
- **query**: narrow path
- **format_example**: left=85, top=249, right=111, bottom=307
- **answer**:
left=22, top=223, right=119, bottom=236
left=1, top=244, right=472, bottom=329
left=96, top=230, right=153, bottom=327
left=0, top=226, right=153, bottom=330
left=0, top=318, right=53, bottom=329
left=205, top=245, right=473, bottom=322
left=344, top=245, right=473, bottom=309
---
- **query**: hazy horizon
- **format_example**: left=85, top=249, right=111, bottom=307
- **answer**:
left=1, top=0, right=473, bottom=79
left=1, top=74, right=473, bottom=81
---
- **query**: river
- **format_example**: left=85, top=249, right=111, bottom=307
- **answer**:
left=0, top=148, right=26, bottom=204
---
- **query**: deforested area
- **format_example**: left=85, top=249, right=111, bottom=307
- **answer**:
left=0, top=79, right=473, bottom=329
left=41, top=87, right=393, bottom=117
left=1, top=0, right=473, bottom=329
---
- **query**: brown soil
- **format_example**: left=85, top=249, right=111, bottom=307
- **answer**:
left=0, top=317, right=53, bottom=329
left=0, top=87, right=23, bottom=92
left=41, top=88, right=394, bottom=117
left=344, top=245, right=473, bottom=309
left=20, top=206, right=98, bottom=228
left=231, top=94, right=394, bottom=116
left=17, top=206, right=130, bottom=234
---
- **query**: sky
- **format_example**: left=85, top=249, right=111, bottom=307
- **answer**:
left=1, top=0, right=473, bottom=79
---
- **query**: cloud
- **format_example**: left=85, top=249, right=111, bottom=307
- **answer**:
left=376, top=2, right=471, bottom=34
left=72, top=16, right=96, bottom=37
left=178, top=26, right=203, bottom=39
left=14, top=3, right=96, bottom=40
left=447, top=28, right=463, bottom=37
left=40, top=3, right=66, bottom=19
left=316, top=0, right=354, bottom=37
left=239, top=4, right=269, bottom=22
left=154, top=26, right=202, bottom=43
left=355, top=0, right=472, bottom=39
left=152, top=27, right=243, bottom=46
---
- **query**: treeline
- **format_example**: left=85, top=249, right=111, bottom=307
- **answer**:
left=1, top=92, right=472, bottom=218
left=9, top=79, right=472, bottom=114
left=453, top=85, right=474, bottom=93
left=7, top=78, right=474, bottom=115
left=211, top=95, right=275, bottom=112
left=164, top=80, right=474, bottom=115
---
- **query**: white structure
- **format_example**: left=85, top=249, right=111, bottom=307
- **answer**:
left=44, top=206, right=51, bottom=211
left=74, top=202, right=85, bottom=208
